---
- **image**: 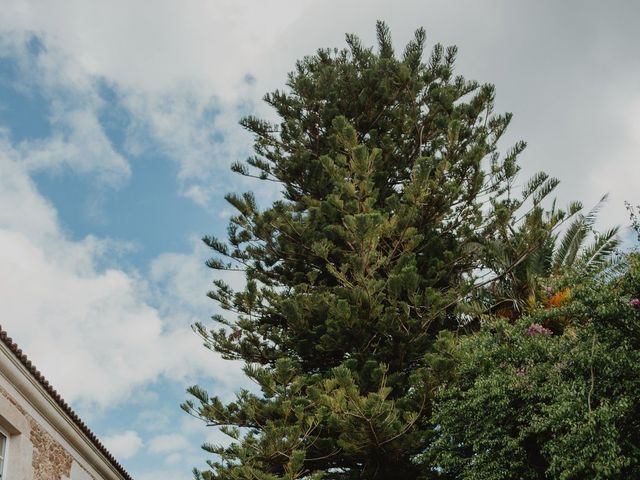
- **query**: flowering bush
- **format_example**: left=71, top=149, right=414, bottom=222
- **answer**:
left=527, top=323, right=553, bottom=336
left=428, top=255, right=640, bottom=479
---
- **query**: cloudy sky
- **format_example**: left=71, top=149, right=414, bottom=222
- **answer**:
left=0, top=1, right=638, bottom=478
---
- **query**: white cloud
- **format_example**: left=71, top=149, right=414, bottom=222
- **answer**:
left=148, top=433, right=190, bottom=455
left=1, top=0, right=639, bottom=215
left=102, top=430, right=143, bottom=460
left=21, top=109, right=129, bottom=185
left=0, top=0, right=311, bottom=205
left=132, top=410, right=173, bottom=434
left=0, top=32, right=131, bottom=190
left=164, top=452, right=183, bottom=465
left=150, top=238, right=245, bottom=316
left=0, top=143, right=244, bottom=409
left=0, top=0, right=307, bottom=95
left=121, top=86, right=256, bottom=203
left=0, top=138, right=61, bottom=242
left=8, top=110, right=130, bottom=187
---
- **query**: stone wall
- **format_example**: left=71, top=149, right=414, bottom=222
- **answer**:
left=30, top=418, right=74, bottom=480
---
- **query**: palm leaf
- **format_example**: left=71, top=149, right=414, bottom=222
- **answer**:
left=580, top=227, right=620, bottom=271
left=552, top=217, right=586, bottom=270
left=552, top=194, right=609, bottom=270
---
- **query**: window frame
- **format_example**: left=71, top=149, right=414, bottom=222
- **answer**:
left=0, top=426, right=8, bottom=480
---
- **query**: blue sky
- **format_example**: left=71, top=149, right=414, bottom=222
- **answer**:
left=0, top=29, right=251, bottom=478
left=1, top=1, right=639, bottom=479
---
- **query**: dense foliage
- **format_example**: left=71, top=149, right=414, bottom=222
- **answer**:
left=429, top=256, right=640, bottom=479
left=183, top=22, right=626, bottom=480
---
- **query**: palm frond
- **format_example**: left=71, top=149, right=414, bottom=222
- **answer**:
left=552, top=217, right=587, bottom=270
left=580, top=227, right=620, bottom=271
left=583, top=193, right=609, bottom=227
left=552, top=195, right=610, bottom=271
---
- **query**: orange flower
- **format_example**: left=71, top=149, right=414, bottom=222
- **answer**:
left=546, top=288, right=571, bottom=308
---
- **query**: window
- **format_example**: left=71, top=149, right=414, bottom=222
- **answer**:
left=0, top=430, right=6, bottom=479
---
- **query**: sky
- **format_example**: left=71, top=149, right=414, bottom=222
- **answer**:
left=0, top=1, right=639, bottom=478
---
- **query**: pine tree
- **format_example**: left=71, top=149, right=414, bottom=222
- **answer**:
left=183, top=22, right=572, bottom=479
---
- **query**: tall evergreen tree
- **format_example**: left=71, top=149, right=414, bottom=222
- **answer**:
left=183, top=22, right=574, bottom=479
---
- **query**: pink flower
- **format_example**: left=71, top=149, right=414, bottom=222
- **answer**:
left=527, top=323, right=552, bottom=336
left=629, top=298, right=640, bottom=308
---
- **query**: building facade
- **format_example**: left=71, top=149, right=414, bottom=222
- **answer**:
left=0, top=328, right=132, bottom=480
